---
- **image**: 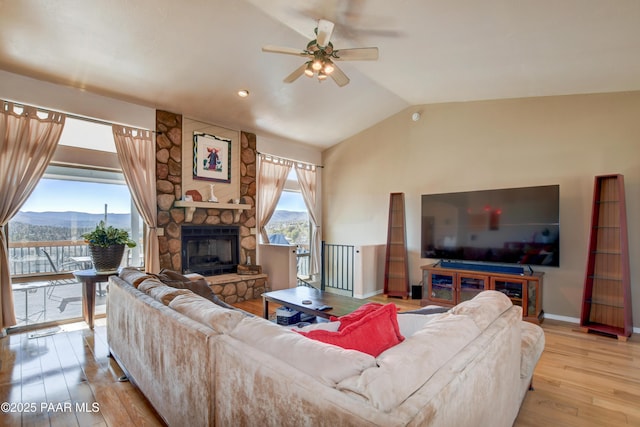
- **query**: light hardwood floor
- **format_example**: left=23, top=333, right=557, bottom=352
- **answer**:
left=1, top=295, right=638, bottom=426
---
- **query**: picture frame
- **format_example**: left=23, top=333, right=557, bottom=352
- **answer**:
left=193, top=132, right=231, bottom=183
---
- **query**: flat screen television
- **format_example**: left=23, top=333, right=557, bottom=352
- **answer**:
left=421, top=185, right=559, bottom=267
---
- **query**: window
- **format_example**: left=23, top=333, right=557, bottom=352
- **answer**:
left=8, top=117, right=144, bottom=327
left=264, top=169, right=311, bottom=277
left=9, top=166, right=144, bottom=275
left=264, top=190, right=309, bottom=246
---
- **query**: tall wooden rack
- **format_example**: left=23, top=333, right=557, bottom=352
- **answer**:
left=384, top=193, right=410, bottom=298
left=580, top=174, right=633, bottom=340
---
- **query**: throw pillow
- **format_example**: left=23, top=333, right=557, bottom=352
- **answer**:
left=298, top=303, right=404, bottom=357
left=151, top=269, right=236, bottom=310
left=330, top=302, right=384, bottom=331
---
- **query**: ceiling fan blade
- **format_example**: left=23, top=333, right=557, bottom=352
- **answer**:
left=333, top=47, right=379, bottom=61
left=316, top=19, right=335, bottom=47
left=329, top=64, right=350, bottom=87
left=262, top=45, right=307, bottom=56
left=283, top=63, right=308, bottom=83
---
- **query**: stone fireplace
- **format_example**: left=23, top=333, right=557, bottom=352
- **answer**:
left=155, top=110, right=265, bottom=303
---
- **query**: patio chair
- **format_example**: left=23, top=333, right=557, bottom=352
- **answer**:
left=40, top=249, right=81, bottom=312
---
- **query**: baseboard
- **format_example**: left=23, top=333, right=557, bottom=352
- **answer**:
left=354, top=289, right=384, bottom=299
left=544, top=313, right=580, bottom=324
left=544, top=313, right=640, bottom=334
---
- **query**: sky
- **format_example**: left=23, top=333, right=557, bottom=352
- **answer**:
left=22, top=179, right=307, bottom=214
left=277, top=191, right=307, bottom=212
left=21, top=179, right=132, bottom=213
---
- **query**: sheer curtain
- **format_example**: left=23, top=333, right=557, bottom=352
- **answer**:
left=112, top=125, right=160, bottom=274
left=257, top=154, right=292, bottom=243
left=295, top=163, right=321, bottom=276
left=0, top=101, right=65, bottom=332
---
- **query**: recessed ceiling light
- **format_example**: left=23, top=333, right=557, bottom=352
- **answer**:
left=237, top=89, right=249, bottom=98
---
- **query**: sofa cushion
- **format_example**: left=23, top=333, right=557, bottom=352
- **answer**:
left=229, top=316, right=377, bottom=386
left=169, top=293, right=245, bottom=334
left=450, top=290, right=513, bottom=330
left=337, top=314, right=482, bottom=412
left=296, top=321, right=341, bottom=333
left=397, top=312, right=446, bottom=338
left=520, top=321, right=545, bottom=379
left=138, top=278, right=168, bottom=293
left=119, top=267, right=153, bottom=288
left=297, top=303, right=404, bottom=357
left=138, top=278, right=193, bottom=305
left=400, top=305, right=450, bottom=316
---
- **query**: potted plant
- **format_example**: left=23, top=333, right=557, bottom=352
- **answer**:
left=82, top=221, right=137, bottom=272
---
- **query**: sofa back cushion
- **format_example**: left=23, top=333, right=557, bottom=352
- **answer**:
left=396, top=312, right=446, bottom=338
left=138, top=278, right=193, bottom=305
left=337, top=314, right=482, bottom=412
left=119, top=267, right=153, bottom=288
left=229, top=316, right=377, bottom=387
left=450, top=290, right=513, bottom=330
left=169, top=293, right=246, bottom=334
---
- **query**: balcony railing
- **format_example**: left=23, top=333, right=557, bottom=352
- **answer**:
left=8, top=241, right=106, bottom=328
left=9, top=240, right=90, bottom=276
left=295, top=242, right=355, bottom=296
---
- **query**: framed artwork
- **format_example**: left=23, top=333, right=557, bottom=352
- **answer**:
left=193, top=132, right=231, bottom=182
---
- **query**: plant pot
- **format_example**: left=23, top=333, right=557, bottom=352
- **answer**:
left=88, top=244, right=125, bottom=273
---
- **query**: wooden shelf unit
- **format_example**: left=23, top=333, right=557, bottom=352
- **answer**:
left=420, top=263, right=544, bottom=324
left=383, top=193, right=410, bottom=298
left=580, top=174, right=632, bottom=340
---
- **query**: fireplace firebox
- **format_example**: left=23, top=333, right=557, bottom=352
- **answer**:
left=181, top=225, right=239, bottom=276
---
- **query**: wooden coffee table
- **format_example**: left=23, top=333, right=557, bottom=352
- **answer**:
left=262, top=287, right=368, bottom=320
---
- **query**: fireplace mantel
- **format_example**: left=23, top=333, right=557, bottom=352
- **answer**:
left=174, top=200, right=251, bottom=222
left=174, top=200, right=251, bottom=210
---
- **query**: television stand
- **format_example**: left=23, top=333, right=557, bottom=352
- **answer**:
left=420, top=263, right=544, bottom=324
left=439, top=260, right=526, bottom=275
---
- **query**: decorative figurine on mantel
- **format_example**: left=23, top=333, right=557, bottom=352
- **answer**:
left=209, top=184, right=218, bottom=202
left=185, top=189, right=202, bottom=201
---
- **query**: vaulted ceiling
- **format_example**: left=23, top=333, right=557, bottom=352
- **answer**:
left=1, top=0, right=639, bottom=149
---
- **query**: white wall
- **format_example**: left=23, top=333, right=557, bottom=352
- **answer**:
left=322, top=91, right=640, bottom=327
left=257, top=134, right=322, bottom=166
left=0, top=70, right=155, bottom=129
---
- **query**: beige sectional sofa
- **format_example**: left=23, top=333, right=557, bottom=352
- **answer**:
left=107, top=268, right=544, bottom=427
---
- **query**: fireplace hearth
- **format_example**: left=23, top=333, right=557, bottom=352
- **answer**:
left=181, top=225, right=240, bottom=276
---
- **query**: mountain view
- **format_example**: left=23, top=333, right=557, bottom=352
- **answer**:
left=10, top=211, right=132, bottom=242
left=265, top=210, right=309, bottom=245
left=9, top=210, right=308, bottom=244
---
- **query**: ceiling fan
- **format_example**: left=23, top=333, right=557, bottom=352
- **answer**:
left=262, top=19, right=379, bottom=87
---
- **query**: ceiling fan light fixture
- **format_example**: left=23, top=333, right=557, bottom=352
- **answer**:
left=323, top=59, right=334, bottom=74
left=262, top=19, right=378, bottom=87
left=304, top=62, right=314, bottom=77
